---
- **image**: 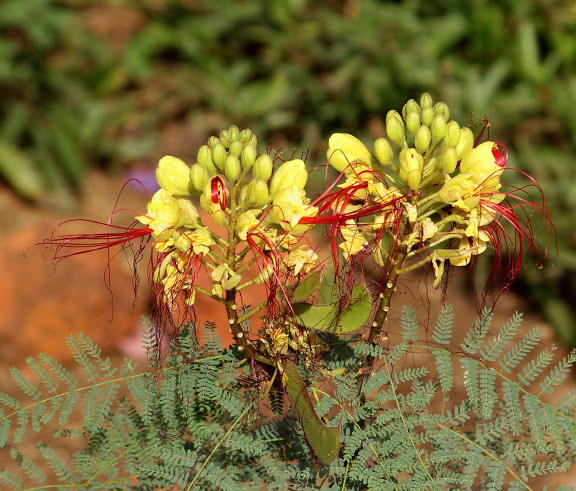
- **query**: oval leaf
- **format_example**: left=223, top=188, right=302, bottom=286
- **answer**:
left=291, top=271, right=322, bottom=303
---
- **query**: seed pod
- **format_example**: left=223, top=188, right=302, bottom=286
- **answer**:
left=405, top=111, right=421, bottom=135
left=443, top=120, right=461, bottom=147
left=269, top=159, right=307, bottom=196
left=197, top=145, right=217, bottom=174
left=386, top=111, right=405, bottom=145
left=414, top=125, right=432, bottom=154
left=455, top=127, right=474, bottom=160
left=420, top=92, right=433, bottom=108
left=156, top=155, right=192, bottom=196
left=224, top=154, right=241, bottom=181
left=421, top=106, right=434, bottom=126
left=430, top=114, right=447, bottom=142
left=190, top=163, right=209, bottom=191
left=253, top=154, right=273, bottom=180
left=212, top=143, right=227, bottom=170
left=374, top=138, right=393, bottom=166
left=229, top=140, right=243, bottom=157
left=241, top=144, right=257, bottom=169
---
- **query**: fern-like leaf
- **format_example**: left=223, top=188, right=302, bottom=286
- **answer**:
left=431, top=304, right=453, bottom=345
left=539, top=349, right=576, bottom=395
left=523, top=394, right=546, bottom=451
left=59, top=390, right=80, bottom=425
left=401, top=306, right=418, bottom=341
left=502, top=381, right=521, bottom=436
left=67, top=335, right=99, bottom=382
left=38, top=353, right=77, bottom=389
left=480, top=311, right=523, bottom=362
left=461, top=358, right=480, bottom=409
left=499, top=327, right=542, bottom=373
left=26, top=357, right=58, bottom=394
left=0, top=470, right=21, bottom=489
left=9, top=367, right=41, bottom=401
left=517, top=347, right=556, bottom=386
left=479, top=367, right=497, bottom=419
left=9, top=448, right=46, bottom=485
left=433, top=349, right=452, bottom=392
left=461, top=307, right=492, bottom=354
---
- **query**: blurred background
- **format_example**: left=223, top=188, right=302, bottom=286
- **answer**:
left=2, top=0, right=576, bottom=364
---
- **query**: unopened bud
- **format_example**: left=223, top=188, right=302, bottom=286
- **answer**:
left=443, top=121, right=461, bottom=147
left=241, top=144, right=257, bottom=169
left=405, top=111, right=421, bottom=135
left=439, top=147, right=457, bottom=174
left=249, top=134, right=257, bottom=147
left=431, top=114, right=447, bottom=142
left=414, top=125, right=432, bottom=154
left=228, top=125, right=240, bottom=141
left=433, top=101, right=450, bottom=120
left=248, top=179, right=269, bottom=206
left=212, top=143, right=227, bottom=170
left=177, top=198, right=200, bottom=227
left=420, top=92, right=433, bottom=108
left=326, top=133, right=372, bottom=173
left=253, top=154, right=273, bottom=180
left=386, top=112, right=405, bottom=145
left=399, top=148, right=424, bottom=191
left=156, top=156, right=192, bottom=196
left=190, top=163, right=209, bottom=191
left=374, top=138, right=393, bottom=166
left=197, top=145, right=217, bottom=174
left=269, top=159, right=308, bottom=196
left=421, top=106, right=434, bottom=126
left=455, top=127, right=474, bottom=160
left=239, top=128, right=253, bottom=143
left=402, top=99, right=420, bottom=119
left=208, top=136, right=220, bottom=149
left=219, top=130, right=231, bottom=148
left=229, top=140, right=243, bottom=157
left=224, top=154, right=241, bottom=181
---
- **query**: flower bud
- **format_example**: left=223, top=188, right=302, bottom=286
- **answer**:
left=249, top=134, right=257, bottom=147
left=190, top=163, right=209, bottom=192
left=271, top=185, right=318, bottom=233
left=176, top=197, right=200, bottom=227
left=442, top=121, right=459, bottom=147
left=455, top=127, right=474, bottom=160
left=405, top=110, right=421, bottom=135
left=433, top=101, right=450, bottom=120
left=386, top=112, right=405, bottom=145
left=208, top=136, right=220, bottom=149
left=414, top=125, right=431, bottom=154
left=239, top=128, right=253, bottom=143
left=326, top=133, right=372, bottom=173
left=241, top=144, right=257, bottom=169
left=224, top=154, right=241, bottom=181
left=248, top=179, right=269, bottom=207
left=156, top=156, right=192, bottom=196
left=420, top=92, right=433, bottom=108
left=459, top=141, right=504, bottom=185
left=219, top=130, right=231, bottom=148
left=228, top=125, right=240, bottom=141
left=374, top=138, right=393, bottom=166
left=402, top=99, right=420, bottom=119
left=439, top=146, right=457, bottom=174
left=431, top=114, right=447, bottom=142
left=253, top=154, right=273, bottom=180
left=197, top=145, right=217, bottom=174
left=399, top=148, right=424, bottom=191
left=421, top=106, right=434, bottom=126
left=202, top=176, right=228, bottom=214
left=212, top=143, right=227, bottom=170
left=229, top=140, right=243, bottom=157
left=269, top=159, right=308, bottom=196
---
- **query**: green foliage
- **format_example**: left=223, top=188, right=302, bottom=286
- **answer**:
left=1, top=308, right=576, bottom=488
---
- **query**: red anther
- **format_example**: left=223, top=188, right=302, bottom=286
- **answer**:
left=492, top=143, right=508, bottom=168
left=211, top=176, right=227, bottom=211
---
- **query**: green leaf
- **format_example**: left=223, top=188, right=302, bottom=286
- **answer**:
left=291, top=271, right=322, bottom=303
left=281, top=359, right=340, bottom=464
left=294, top=283, right=371, bottom=334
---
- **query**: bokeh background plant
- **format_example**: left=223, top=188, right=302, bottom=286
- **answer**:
left=2, top=0, right=574, bottom=343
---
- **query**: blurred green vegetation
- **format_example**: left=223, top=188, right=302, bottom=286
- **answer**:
left=1, top=0, right=575, bottom=342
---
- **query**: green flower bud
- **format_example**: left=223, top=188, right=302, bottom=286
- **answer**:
left=248, top=179, right=269, bottom=207
left=374, top=138, right=393, bottom=166
left=420, top=92, right=433, bottom=108
left=439, top=146, right=458, bottom=174
left=253, top=154, right=273, bottom=180
left=455, top=127, right=474, bottom=160
left=156, top=155, right=192, bottom=196
left=241, top=144, right=257, bottom=169
left=224, top=154, right=241, bottom=181
left=402, top=99, right=420, bottom=119
left=229, top=140, right=243, bottom=157
left=212, top=143, right=227, bottom=170
left=208, top=136, right=220, bottom=149
left=219, top=130, right=231, bottom=148
left=190, top=163, right=209, bottom=191
left=197, top=145, right=217, bottom=174
left=228, top=125, right=240, bottom=141
left=239, top=128, right=253, bottom=143
left=249, top=134, right=257, bottom=147
left=239, top=184, right=249, bottom=204
left=421, top=106, right=434, bottom=126
left=405, top=110, right=421, bottom=135
left=433, top=101, right=450, bottom=120
left=269, top=159, right=308, bottom=197
left=326, top=133, right=372, bottom=173
left=399, top=148, right=424, bottom=191
left=386, top=111, right=405, bottom=145
left=414, top=125, right=432, bottom=154
left=443, top=121, right=461, bottom=147
left=176, top=197, right=201, bottom=227
left=431, top=114, right=447, bottom=142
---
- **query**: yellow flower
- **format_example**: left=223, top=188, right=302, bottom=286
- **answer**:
left=187, top=227, right=214, bottom=255
left=285, top=247, right=318, bottom=275
left=459, top=141, right=504, bottom=187
left=327, top=133, right=372, bottom=173
left=271, top=185, right=318, bottom=234
left=136, top=188, right=184, bottom=237
left=438, top=174, right=476, bottom=207
left=236, top=210, right=261, bottom=241
left=398, top=148, right=424, bottom=191
left=156, top=155, right=193, bottom=197
left=339, top=220, right=366, bottom=260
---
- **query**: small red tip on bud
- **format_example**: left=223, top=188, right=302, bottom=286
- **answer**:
left=211, top=176, right=227, bottom=211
